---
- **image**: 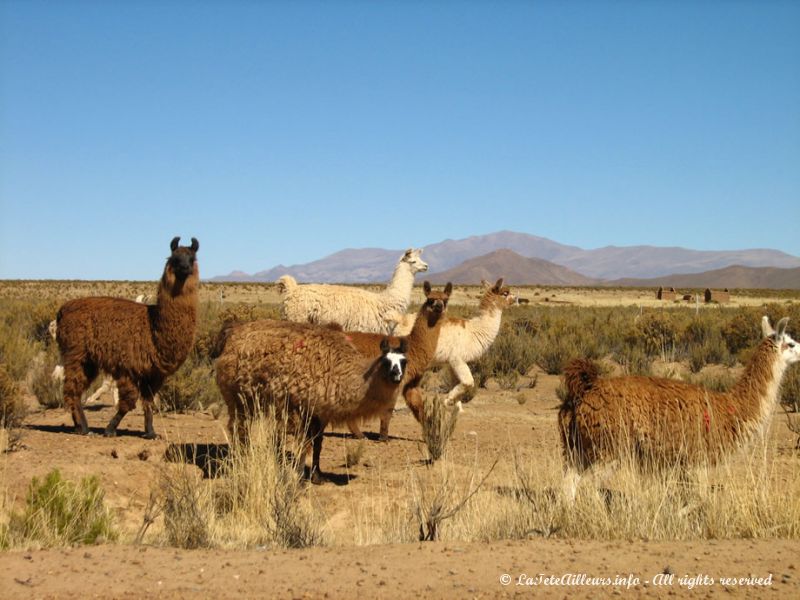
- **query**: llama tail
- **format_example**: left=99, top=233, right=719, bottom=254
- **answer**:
left=562, top=358, right=600, bottom=409
left=276, top=275, right=297, bottom=295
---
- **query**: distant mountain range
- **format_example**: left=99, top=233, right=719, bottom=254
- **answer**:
left=609, top=265, right=800, bottom=290
left=211, top=231, right=800, bottom=289
left=426, top=249, right=597, bottom=286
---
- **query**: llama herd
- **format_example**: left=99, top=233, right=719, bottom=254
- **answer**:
left=51, top=237, right=800, bottom=491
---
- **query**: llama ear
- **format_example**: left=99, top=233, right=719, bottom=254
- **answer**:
left=423, top=281, right=432, bottom=296
left=170, top=237, right=180, bottom=252
left=761, top=316, right=775, bottom=338
left=404, top=248, right=413, bottom=258
left=776, top=317, right=789, bottom=338
left=380, top=337, right=391, bottom=354
left=480, top=279, right=491, bottom=290
left=444, top=282, right=453, bottom=296
left=190, top=238, right=199, bottom=252
left=494, top=278, right=504, bottom=291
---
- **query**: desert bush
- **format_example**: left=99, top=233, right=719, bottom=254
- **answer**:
left=781, top=367, right=800, bottom=412
left=3, top=469, right=117, bottom=548
left=421, top=394, right=460, bottom=462
left=29, top=344, right=63, bottom=409
left=636, top=312, right=678, bottom=360
left=0, top=363, right=25, bottom=428
left=470, top=321, right=538, bottom=386
left=214, top=411, right=324, bottom=548
left=157, top=409, right=325, bottom=549
left=722, top=310, right=761, bottom=357
left=687, top=334, right=731, bottom=374
left=160, top=466, right=210, bottom=549
left=686, top=369, right=737, bottom=393
left=616, top=345, right=651, bottom=376
left=158, top=355, right=221, bottom=413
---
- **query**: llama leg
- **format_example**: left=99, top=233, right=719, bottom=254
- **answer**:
left=378, top=407, right=392, bottom=442
left=104, top=376, right=138, bottom=437
left=444, top=359, right=474, bottom=411
left=142, top=399, right=157, bottom=439
left=403, top=385, right=424, bottom=425
left=347, top=418, right=365, bottom=439
left=85, top=375, right=112, bottom=405
left=62, top=362, right=92, bottom=434
left=140, top=379, right=162, bottom=439
left=308, top=416, right=326, bottom=485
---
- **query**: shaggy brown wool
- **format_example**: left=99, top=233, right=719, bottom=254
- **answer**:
left=560, top=320, right=796, bottom=472
left=213, top=319, right=406, bottom=483
left=56, top=237, right=199, bottom=438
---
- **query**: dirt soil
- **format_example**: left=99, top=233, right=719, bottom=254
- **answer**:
left=3, top=368, right=800, bottom=599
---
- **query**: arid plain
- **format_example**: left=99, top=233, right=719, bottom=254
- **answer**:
left=1, top=280, right=800, bottom=599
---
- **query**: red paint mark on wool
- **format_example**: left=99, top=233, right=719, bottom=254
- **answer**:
left=293, top=339, right=305, bottom=351
left=728, top=406, right=736, bottom=414
left=703, top=410, right=711, bottom=433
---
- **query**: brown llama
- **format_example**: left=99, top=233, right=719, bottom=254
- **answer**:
left=559, top=316, right=800, bottom=497
left=341, top=281, right=453, bottom=440
left=56, top=237, right=200, bottom=438
left=213, top=323, right=409, bottom=485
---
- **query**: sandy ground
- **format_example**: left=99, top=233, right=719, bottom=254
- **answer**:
left=2, top=281, right=799, bottom=598
left=2, top=372, right=800, bottom=599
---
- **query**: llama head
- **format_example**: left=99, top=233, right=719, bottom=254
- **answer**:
left=481, top=277, right=517, bottom=310
left=167, top=236, right=200, bottom=281
left=762, top=316, right=800, bottom=367
left=420, top=281, right=452, bottom=324
left=402, top=248, right=428, bottom=274
left=379, top=337, right=408, bottom=383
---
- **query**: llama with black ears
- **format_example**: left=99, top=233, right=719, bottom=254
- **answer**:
left=56, top=237, right=200, bottom=438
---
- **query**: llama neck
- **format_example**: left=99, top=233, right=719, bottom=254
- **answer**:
left=381, top=261, right=415, bottom=308
left=463, top=304, right=504, bottom=352
left=151, top=272, right=199, bottom=371
left=404, top=310, right=445, bottom=380
left=726, top=339, right=785, bottom=442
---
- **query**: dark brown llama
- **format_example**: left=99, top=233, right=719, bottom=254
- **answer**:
left=56, top=237, right=200, bottom=438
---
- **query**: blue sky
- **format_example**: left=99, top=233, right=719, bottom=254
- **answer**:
left=1, top=0, right=798, bottom=280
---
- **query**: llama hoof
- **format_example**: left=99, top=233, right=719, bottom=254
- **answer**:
left=142, top=432, right=159, bottom=440
left=103, top=429, right=118, bottom=438
left=379, top=436, right=389, bottom=443
left=74, top=427, right=89, bottom=436
left=309, top=471, right=325, bottom=485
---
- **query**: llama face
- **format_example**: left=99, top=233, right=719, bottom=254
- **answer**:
left=487, top=278, right=517, bottom=309
left=382, top=350, right=407, bottom=382
left=403, top=248, right=429, bottom=274
left=778, top=329, right=800, bottom=366
left=763, top=316, right=800, bottom=366
left=422, top=281, right=452, bottom=316
left=167, top=237, right=200, bottom=280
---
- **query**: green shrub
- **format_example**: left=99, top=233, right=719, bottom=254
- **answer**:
left=781, top=367, right=800, bottom=412
left=721, top=311, right=760, bottom=357
left=636, top=312, right=678, bottom=359
left=159, top=356, right=222, bottom=413
left=5, top=469, right=117, bottom=548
